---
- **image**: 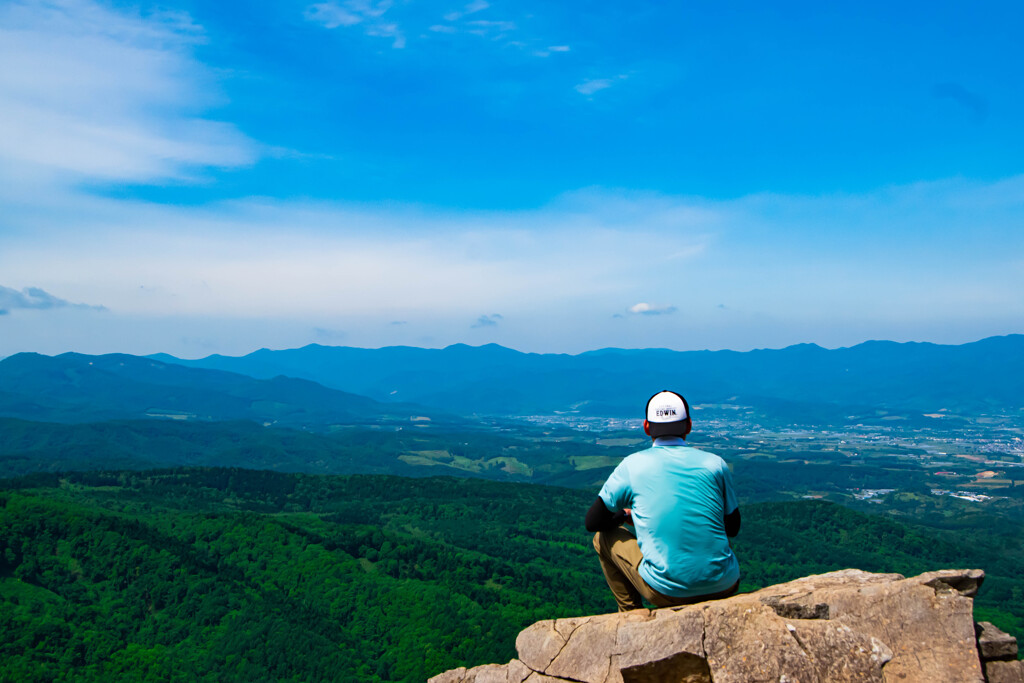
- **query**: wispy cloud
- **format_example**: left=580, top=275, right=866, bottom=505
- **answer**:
left=0, top=285, right=106, bottom=315
left=534, top=44, right=571, bottom=57
left=443, top=0, right=489, bottom=22
left=430, top=1, right=525, bottom=46
left=365, top=22, right=404, bottom=48
left=0, top=191, right=713, bottom=329
left=313, top=326, right=347, bottom=341
left=471, top=313, right=503, bottom=328
left=0, top=0, right=257, bottom=189
left=465, top=19, right=516, bottom=35
left=305, top=3, right=363, bottom=27
left=423, top=2, right=566, bottom=57
left=305, top=0, right=404, bottom=47
left=2, top=176, right=1022, bottom=355
left=575, top=75, right=627, bottom=96
left=628, top=303, right=677, bottom=316
left=933, top=82, right=989, bottom=122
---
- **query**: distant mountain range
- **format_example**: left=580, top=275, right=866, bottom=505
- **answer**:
left=1, top=337, right=1022, bottom=488
left=0, top=352, right=459, bottom=428
left=1, top=336, right=1020, bottom=430
left=148, top=335, right=1024, bottom=418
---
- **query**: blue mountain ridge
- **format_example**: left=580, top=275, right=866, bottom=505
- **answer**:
left=148, top=334, right=1024, bottom=418
left=0, top=352, right=463, bottom=427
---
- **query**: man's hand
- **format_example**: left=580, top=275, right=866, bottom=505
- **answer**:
left=586, top=498, right=634, bottom=532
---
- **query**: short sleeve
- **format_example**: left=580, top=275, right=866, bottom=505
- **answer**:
left=720, top=459, right=738, bottom=514
left=598, top=460, right=632, bottom=513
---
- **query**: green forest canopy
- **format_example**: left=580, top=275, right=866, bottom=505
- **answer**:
left=2, top=468, right=1021, bottom=682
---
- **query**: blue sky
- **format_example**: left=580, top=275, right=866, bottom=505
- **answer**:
left=1, top=0, right=1022, bottom=358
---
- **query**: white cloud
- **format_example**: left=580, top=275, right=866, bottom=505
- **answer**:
left=536, top=44, right=570, bottom=56
left=367, top=22, right=405, bottom=48
left=576, top=79, right=612, bottom=95
left=305, top=3, right=363, bottom=27
left=466, top=19, right=516, bottom=35
left=305, top=0, right=404, bottom=48
left=0, top=285, right=106, bottom=315
left=431, top=2, right=524, bottom=46
left=0, top=191, right=713, bottom=327
left=629, top=303, right=677, bottom=316
left=1, top=176, right=1022, bottom=355
left=471, top=313, right=503, bottom=328
left=443, top=0, right=490, bottom=22
left=0, top=0, right=258, bottom=188
left=575, top=76, right=628, bottom=96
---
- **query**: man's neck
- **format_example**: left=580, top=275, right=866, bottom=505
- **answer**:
left=653, top=436, right=686, bottom=446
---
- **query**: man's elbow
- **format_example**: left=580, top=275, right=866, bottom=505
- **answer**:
left=725, top=508, right=741, bottom=538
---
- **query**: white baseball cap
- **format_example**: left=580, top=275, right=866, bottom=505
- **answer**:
left=645, top=390, right=691, bottom=436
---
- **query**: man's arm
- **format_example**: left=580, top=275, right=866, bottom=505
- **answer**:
left=585, top=497, right=628, bottom=532
left=719, top=458, right=740, bottom=538
left=725, top=508, right=741, bottom=537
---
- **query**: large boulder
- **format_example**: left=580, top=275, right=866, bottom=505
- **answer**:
left=430, top=568, right=1019, bottom=683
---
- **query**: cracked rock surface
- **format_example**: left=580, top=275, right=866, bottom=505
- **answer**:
left=430, top=568, right=1000, bottom=683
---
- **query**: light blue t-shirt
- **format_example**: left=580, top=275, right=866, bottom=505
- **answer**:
left=598, top=438, right=740, bottom=598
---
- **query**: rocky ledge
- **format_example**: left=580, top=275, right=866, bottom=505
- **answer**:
left=430, top=568, right=1024, bottom=683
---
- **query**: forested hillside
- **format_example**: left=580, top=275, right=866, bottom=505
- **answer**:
left=0, top=352, right=458, bottom=427
left=2, top=469, right=1021, bottom=682
left=0, top=417, right=634, bottom=485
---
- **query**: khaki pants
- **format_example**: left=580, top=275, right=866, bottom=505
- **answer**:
left=593, top=526, right=739, bottom=612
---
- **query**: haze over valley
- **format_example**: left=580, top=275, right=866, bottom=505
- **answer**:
left=3, top=335, right=1022, bottom=508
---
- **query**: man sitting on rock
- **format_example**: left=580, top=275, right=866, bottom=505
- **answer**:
left=586, top=390, right=741, bottom=611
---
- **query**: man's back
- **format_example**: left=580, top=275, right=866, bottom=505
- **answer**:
left=599, top=441, right=739, bottom=598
